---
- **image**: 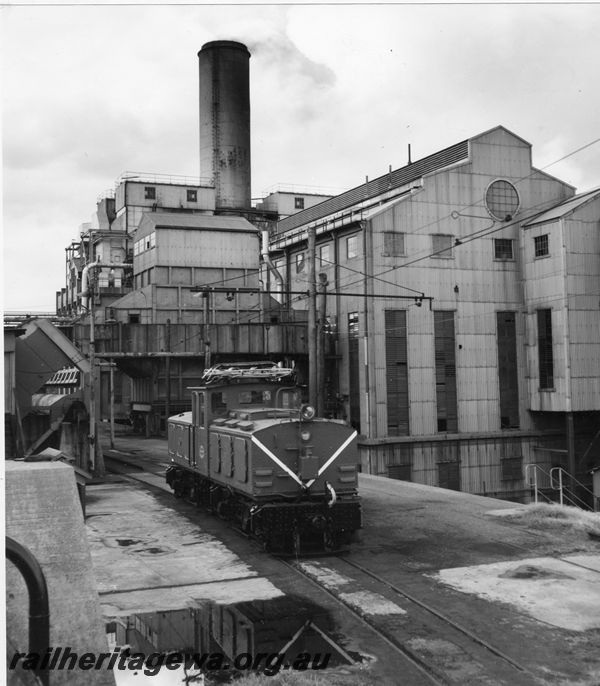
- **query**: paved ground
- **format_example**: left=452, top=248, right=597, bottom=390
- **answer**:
left=89, top=425, right=600, bottom=685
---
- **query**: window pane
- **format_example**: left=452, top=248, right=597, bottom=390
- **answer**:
left=494, top=238, right=513, bottom=260
left=347, top=235, right=358, bottom=259
left=384, top=232, right=405, bottom=256
left=537, top=309, right=554, bottom=388
left=434, top=311, right=457, bottom=432
left=534, top=234, right=549, bottom=257
left=485, top=180, right=520, bottom=221
left=319, top=245, right=331, bottom=267
left=432, top=234, right=453, bottom=258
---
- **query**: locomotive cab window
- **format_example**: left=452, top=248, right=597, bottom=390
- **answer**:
left=238, top=390, right=266, bottom=405
left=278, top=389, right=301, bottom=409
left=211, top=392, right=228, bottom=417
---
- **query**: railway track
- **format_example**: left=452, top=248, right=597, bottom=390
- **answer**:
left=281, top=554, right=538, bottom=686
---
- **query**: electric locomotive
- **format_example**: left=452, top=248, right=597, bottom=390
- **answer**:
left=166, top=362, right=361, bottom=554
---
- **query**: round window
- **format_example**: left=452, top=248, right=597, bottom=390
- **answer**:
left=485, top=180, right=520, bottom=221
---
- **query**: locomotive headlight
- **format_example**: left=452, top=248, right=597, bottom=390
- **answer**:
left=300, top=430, right=311, bottom=442
left=300, top=404, right=316, bottom=421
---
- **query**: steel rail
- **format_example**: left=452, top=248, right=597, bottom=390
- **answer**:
left=338, top=557, right=531, bottom=676
left=279, top=557, right=450, bottom=686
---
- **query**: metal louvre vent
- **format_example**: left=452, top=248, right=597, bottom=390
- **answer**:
left=275, top=140, right=469, bottom=235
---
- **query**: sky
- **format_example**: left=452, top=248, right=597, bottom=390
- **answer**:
left=2, top=2, right=600, bottom=313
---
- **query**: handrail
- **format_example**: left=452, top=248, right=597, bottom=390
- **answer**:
left=525, top=464, right=554, bottom=504
left=526, top=464, right=595, bottom=511
left=6, top=536, right=50, bottom=686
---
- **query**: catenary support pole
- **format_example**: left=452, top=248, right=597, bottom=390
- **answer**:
left=317, top=272, right=328, bottom=416
left=307, top=226, right=317, bottom=409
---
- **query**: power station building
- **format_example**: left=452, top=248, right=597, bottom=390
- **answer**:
left=268, top=126, right=600, bottom=500
left=51, top=39, right=600, bottom=500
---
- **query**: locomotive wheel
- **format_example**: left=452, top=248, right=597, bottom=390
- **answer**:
left=216, top=500, right=229, bottom=520
left=323, top=529, right=336, bottom=552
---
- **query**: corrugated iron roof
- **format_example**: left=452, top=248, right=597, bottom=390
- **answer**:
left=274, top=138, right=470, bottom=235
left=523, top=187, right=600, bottom=227
left=138, top=212, right=257, bottom=233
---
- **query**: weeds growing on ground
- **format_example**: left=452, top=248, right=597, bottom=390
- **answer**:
left=500, top=503, right=600, bottom=540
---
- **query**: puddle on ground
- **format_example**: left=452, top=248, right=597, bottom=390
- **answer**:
left=137, top=546, right=171, bottom=556
left=116, top=539, right=143, bottom=547
left=499, top=564, right=575, bottom=581
left=105, top=595, right=368, bottom=684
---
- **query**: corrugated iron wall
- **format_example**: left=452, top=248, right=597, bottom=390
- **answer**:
left=360, top=432, right=544, bottom=499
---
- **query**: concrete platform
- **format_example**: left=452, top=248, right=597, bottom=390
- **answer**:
left=87, top=482, right=284, bottom=616
left=5, top=461, right=115, bottom=686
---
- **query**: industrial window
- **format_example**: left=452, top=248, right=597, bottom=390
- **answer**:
left=388, top=464, right=411, bottom=481
left=438, top=461, right=460, bottom=490
left=534, top=234, right=549, bottom=258
left=144, top=232, right=156, bottom=250
left=501, top=457, right=523, bottom=481
left=385, top=310, right=409, bottom=436
left=294, top=197, right=305, bottom=210
left=347, top=235, right=359, bottom=259
left=319, top=244, right=331, bottom=268
left=485, top=180, right=520, bottom=221
left=128, top=313, right=140, bottom=324
left=537, top=309, right=554, bottom=389
left=431, top=234, right=454, bottom=259
left=144, top=186, right=156, bottom=200
left=496, top=312, right=519, bottom=428
left=296, top=252, right=305, bottom=273
left=348, top=311, right=359, bottom=337
left=434, top=311, right=458, bottom=432
left=383, top=232, right=405, bottom=256
left=187, top=189, right=197, bottom=202
left=348, top=312, right=360, bottom=432
left=494, top=238, right=514, bottom=260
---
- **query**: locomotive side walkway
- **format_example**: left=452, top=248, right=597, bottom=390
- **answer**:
left=92, top=426, right=600, bottom=684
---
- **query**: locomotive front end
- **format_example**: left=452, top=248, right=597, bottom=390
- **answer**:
left=248, top=405, right=362, bottom=555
